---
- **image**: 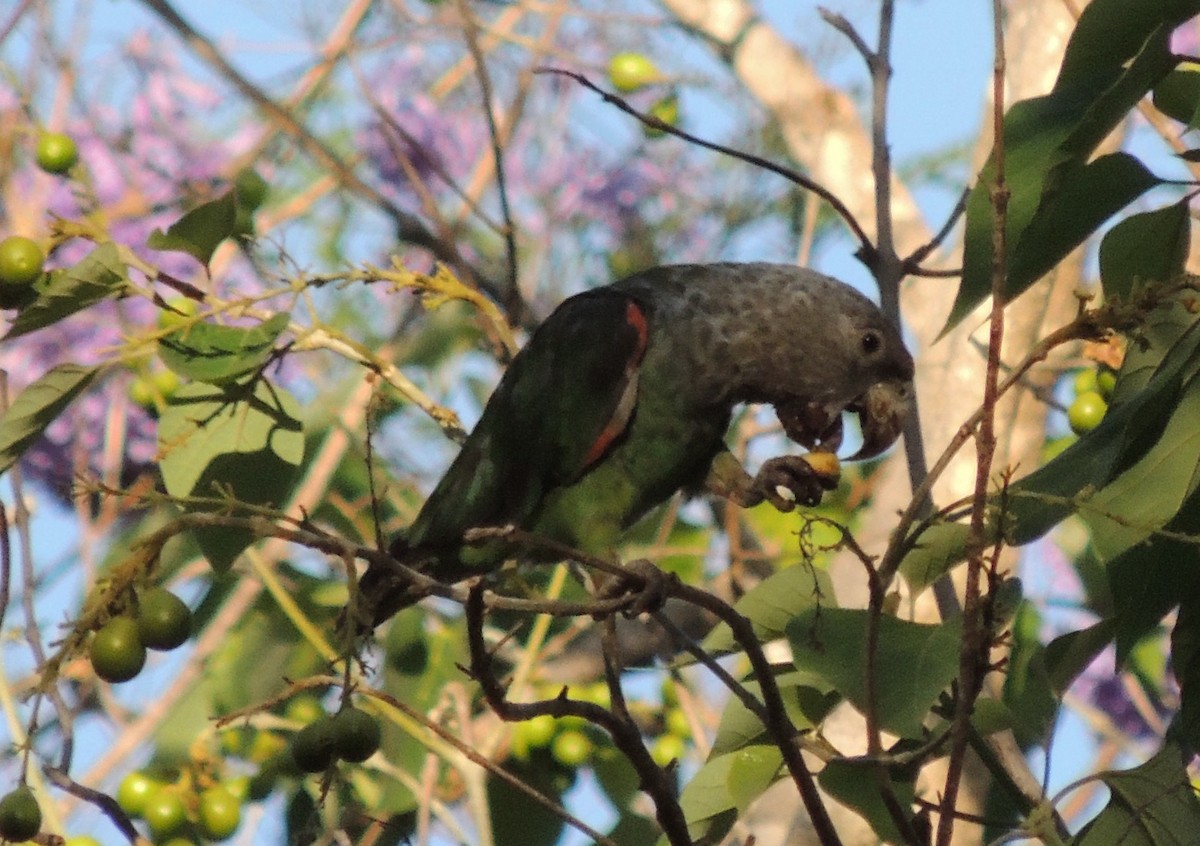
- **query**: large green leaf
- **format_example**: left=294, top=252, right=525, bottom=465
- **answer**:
left=1084, top=370, right=1200, bottom=560
left=787, top=609, right=962, bottom=738
left=1071, top=743, right=1200, bottom=845
left=147, top=190, right=238, bottom=267
left=710, top=668, right=838, bottom=756
left=158, top=379, right=304, bottom=571
left=1100, top=202, right=1191, bottom=303
left=945, top=3, right=1185, bottom=332
left=3, top=243, right=128, bottom=340
left=700, top=563, right=835, bottom=655
left=159, top=312, right=289, bottom=384
left=0, top=363, right=98, bottom=476
left=1153, top=61, right=1200, bottom=129
left=819, top=759, right=917, bottom=845
left=678, top=745, right=782, bottom=842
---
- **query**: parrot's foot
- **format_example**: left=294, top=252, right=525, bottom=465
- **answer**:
left=597, top=558, right=675, bottom=618
left=746, top=455, right=838, bottom=511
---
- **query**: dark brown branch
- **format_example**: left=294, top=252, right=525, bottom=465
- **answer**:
left=535, top=66, right=875, bottom=261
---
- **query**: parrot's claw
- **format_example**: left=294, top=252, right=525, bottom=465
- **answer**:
left=598, top=558, right=674, bottom=618
left=752, top=455, right=837, bottom=511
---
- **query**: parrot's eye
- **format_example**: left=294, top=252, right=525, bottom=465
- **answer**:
left=861, top=330, right=882, bottom=355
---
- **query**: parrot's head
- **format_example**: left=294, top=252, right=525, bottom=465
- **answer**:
left=769, top=280, right=914, bottom=461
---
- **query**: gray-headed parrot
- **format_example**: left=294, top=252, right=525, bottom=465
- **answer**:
left=358, top=263, right=914, bottom=626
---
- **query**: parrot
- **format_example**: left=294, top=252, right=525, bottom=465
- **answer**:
left=356, top=262, right=914, bottom=627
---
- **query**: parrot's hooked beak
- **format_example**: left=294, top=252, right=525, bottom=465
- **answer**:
left=845, top=379, right=912, bottom=460
left=774, top=379, right=912, bottom=461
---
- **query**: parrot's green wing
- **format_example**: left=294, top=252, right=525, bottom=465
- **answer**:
left=403, top=288, right=650, bottom=563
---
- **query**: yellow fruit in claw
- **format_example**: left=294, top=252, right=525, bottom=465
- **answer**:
left=800, top=451, right=841, bottom=483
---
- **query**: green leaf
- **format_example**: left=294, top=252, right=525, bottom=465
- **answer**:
left=158, top=379, right=304, bottom=571
left=1084, top=370, right=1200, bottom=560
left=158, top=312, right=289, bottom=385
left=679, top=745, right=781, bottom=840
left=710, top=669, right=838, bottom=756
left=1108, top=487, right=1200, bottom=662
left=1004, top=153, right=1160, bottom=294
left=1170, top=598, right=1200, bottom=750
left=787, top=609, right=962, bottom=738
left=1002, top=602, right=1058, bottom=745
left=819, top=760, right=917, bottom=844
left=1153, top=61, right=1200, bottom=129
left=147, top=190, right=238, bottom=267
left=3, top=243, right=128, bottom=340
left=945, top=5, right=1182, bottom=332
left=1072, top=742, right=1200, bottom=845
left=1044, top=619, right=1117, bottom=696
left=700, top=564, right=835, bottom=655
left=0, top=364, right=98, bottom=476
left=1100, top=201, right=1191, bottom=303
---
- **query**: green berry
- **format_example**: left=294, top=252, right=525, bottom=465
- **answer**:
left=1067, top=390, right=1107, bottom=435
left=1072, top=368, right=1097, bottom=395
left=608, top=52, right=660, bottom=93
left=665, top=707, right=690, bottom=738
left=234, top=168, right=269, bottom=210
left=90, top=616, right=146, bottom=683
left=141, top=786, right=186, bottom=838
left=65, top=836, right=103, bottom=846
left=291, top=715, right=338, bottom=773
left=0, top=787, right=41, bottom=842
left=331, top=707, right=382, bottom=763
left=116, top=771, right=159, bottom=817
left=550, top=729, right=593, bottom=768
left=35, top=131, right=79, bottom=174
left=1097, top=367, right=1117, bottom=400
left=643, top=94, right=680, bottom=138
left=650, top=733, right=686, bottom=768
left=0, top=236, right=45, bottom=288
left=515, top=714, right=556, bottom=750
left=198, top=784, right=242, bottom=840
left=136, top=587, right=192, bottom=650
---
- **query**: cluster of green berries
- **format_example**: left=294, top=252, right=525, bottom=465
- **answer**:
left=117, top=770, right=245, bottom=843
left=606, top=52, right=680, bottom=139
left=1067, top=365, right=1117, bottom=435
left=288, top=699, right=382, bottom=773
left=510, top=681, right=692, bottom=770
left=90, top=587, right=193, bottom=683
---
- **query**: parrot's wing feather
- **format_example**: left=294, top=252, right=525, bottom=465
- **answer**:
left=406, top=289, right=650, bottom=551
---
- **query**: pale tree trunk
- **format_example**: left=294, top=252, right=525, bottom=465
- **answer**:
left=659, top=0, right=1086, bottom=842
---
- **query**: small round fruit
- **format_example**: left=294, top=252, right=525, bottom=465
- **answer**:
left=1097, top=367, right=1117, bottom=400
left=0, top=236, right=45, bottom=288
left=1072, top=367, right=1098, bottom=395
left=141, top=786, right=186, bottom=838
left=35, top=131, right=79, bottom=174
left=650, top=733, right=686, bottom=768
left=550, top=729, right=593, bottom=768
left=247, top=730, right=286, bottom=763
left=198, top=784, right=242, bottom=840
left=90, top=616, right=146, bottom=683
left=0, top=786, right=41, bottom=842
left=224, top=775, right=251, bottom=802
left=331, top=707, right=382, bottom=763
left=291, top=715, right=338, bottom=773
left=136, top=587, right=192, bottom=651
left=665, top=707, right=690, bottom=738
left=1067, top=390, right=1107, bottom=435
left=234, top=168, right=269, bottom=210
left=608, top=52, right=660, bottom=93
left=516, top=714, right=556, bottom=750
left=642, top=94, right=680, bottom=138
left=116, top=771, right=159, bottom=817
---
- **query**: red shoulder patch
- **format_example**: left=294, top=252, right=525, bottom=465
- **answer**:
left=582, top=299, right=650, bottom=467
